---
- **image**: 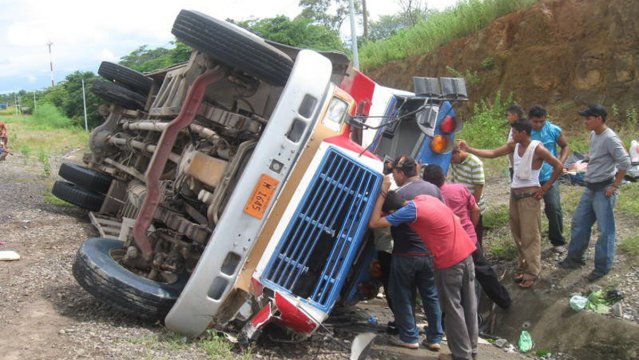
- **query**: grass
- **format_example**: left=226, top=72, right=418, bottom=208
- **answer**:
left=359, top=0, right=538, bottom=70
left=1, top=109, right=88, bottom=176
left=198, top=330, right=253, bottom=360
left=619, top=235, right=639, bottom=258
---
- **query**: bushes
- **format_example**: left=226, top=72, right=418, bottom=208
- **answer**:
left=30, top=103, right=75, bottom=129
left=359, top=0, right=538, bottom=70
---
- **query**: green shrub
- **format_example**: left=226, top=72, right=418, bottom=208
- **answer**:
left=359, top=0, right=538, bottom=70
left=458, top=91, right=515, bottom=150
left=30, top=103, right=74, bottom=129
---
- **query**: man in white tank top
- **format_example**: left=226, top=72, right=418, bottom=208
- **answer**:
left=458, top=119, right=563, bottom=289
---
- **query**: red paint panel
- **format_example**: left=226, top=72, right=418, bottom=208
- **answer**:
left=273, top=292, right=318, bottom=334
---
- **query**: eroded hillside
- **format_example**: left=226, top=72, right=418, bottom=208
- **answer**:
left=368, top=0, right=639, bottom=128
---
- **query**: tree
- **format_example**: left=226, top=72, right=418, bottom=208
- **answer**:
left=397, top=0, right=431, bottom=27
left=368, top=14, right=406, bottom=41
left=119, top=41, right=191, bottom=73
left=298, top=0, right=363, bottom=32
left=40, top=71, right=103, bottom=128
left=238, top=16, right=345, bottom=52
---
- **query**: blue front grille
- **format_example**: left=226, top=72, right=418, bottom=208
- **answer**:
left=262, top=147, right=381, bottom=312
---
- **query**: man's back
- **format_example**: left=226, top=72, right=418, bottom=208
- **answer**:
left=410, top=195, right=476, bottom=269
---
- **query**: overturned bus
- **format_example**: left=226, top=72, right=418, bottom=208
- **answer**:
left=52, top=9, right=467, bottom=341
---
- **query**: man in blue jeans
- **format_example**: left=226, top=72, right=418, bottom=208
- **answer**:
left=559, top=104, right=630, bottom=282
left=529, top=105, right=570, bottom=253
left=382, top=155, right=444, bottom=351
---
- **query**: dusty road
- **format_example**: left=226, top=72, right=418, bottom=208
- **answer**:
left=0, top=153, right=528, bottom=360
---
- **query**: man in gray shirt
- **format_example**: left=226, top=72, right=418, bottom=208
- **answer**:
left=559, top=104, right=630, bottom=282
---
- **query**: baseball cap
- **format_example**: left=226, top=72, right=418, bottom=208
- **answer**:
left=578, top=104, right=607, bottom=119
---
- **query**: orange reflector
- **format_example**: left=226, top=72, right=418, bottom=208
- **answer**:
left=430, top=135, right=449, bottom=154
left=440, top=116, right=456, bottom=134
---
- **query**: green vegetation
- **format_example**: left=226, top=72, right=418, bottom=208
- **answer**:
left=198, top=331, right=253, bottom=360
left=1, top=113, right=88, bottom=175
left=619, top=234, right=639, bottom=258
left=238, top=16, right=345, bottom=52
left=458, top=91, right=516, bottom=149
left=359, top=0, right=538, bottom=70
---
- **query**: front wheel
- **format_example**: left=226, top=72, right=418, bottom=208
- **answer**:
left=72, top=237, right=188, bottom=321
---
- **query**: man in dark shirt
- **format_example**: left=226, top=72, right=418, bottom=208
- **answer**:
left=384, top=155, right=444, bottom=351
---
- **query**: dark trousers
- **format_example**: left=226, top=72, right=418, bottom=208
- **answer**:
left=474, top=215, right=484, bottom=249
left=472, top=246, right=511, bottom=309
left=377, top=251, right=394, bottom=312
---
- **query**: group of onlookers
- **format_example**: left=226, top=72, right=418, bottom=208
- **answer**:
left=368, top=103, right=631, bottom=360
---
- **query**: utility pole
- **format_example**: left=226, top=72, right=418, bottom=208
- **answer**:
left=33, top=92, right=37, bottom=113
left=81, top=79, right=88, bottom=131
left=47, top=41, right=55, bottom=87
left=363, top=0, right=368, bottom=41
left=348, top=0, right=360, bottom=68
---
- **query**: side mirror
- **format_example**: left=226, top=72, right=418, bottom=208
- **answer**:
left=416, top=105, right=439, bottom=136
left=346, top=115, right=366, bottom=129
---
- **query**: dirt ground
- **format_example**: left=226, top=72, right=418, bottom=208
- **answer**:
left=1, top=151, right=637, bottom=360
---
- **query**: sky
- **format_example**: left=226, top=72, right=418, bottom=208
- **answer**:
left=0, top=0, right=458, bottom=95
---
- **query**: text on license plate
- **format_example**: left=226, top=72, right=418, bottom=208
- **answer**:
left=244, top=174, right=279, bottom=219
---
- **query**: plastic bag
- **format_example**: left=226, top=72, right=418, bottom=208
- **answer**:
left=518, top=330, right=533, bottom=353
left=569, top=295, right=588, bottom=311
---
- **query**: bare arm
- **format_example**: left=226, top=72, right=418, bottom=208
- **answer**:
left=534, top=145, right=563, bottom=199
left=557, top=133, right=570, bottom=165
left=473, top=185, right=483, bottom=203
left=369, top=176, right=392, bottom=229
left=458, top=140, right=514, bottom=159
left=469, top=202, right=480, bottom=226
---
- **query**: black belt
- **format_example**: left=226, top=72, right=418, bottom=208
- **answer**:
left=585, top=178, right=614, bottom=192
left=511, top=191, right=536, bottom=200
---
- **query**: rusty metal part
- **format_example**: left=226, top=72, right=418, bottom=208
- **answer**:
left=132, top=68, right=227, bottom=261
left=206, top=140, right=256, bottom=225
left=108, top=135, right=182, bottom=164
left=155, top=207, right=211, bottom=243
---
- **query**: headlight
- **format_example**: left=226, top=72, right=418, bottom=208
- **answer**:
left=322, top=97, right=348, bottom=131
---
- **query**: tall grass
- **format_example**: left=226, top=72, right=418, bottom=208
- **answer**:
left=359, top=0, right=538, bottom=70
left=457, top=91, right=515, bottom=150
left=1, top=103, right=88, bottom=173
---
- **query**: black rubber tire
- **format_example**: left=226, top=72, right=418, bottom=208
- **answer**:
left=92, top=80, right=147, bottom=110
left=172, top=9, right=293, bottom=86
left=72, top=237, right=188, bottom=321
left=51, top=180, right=105, bottom=212
left=58, top=162, right=113, bottom=194
left=98, top=61, right=153, bottom=96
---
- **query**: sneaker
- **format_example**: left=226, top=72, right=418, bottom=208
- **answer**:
left=386, top=321, right=399, bottom=335
left=422, top=339, right=441, bottom=351
left=552, top=245, right=567, bottom=254
left=388, top=335, right=419, bottom=349
left=586, top=271, right=606, bottom=282
left=558, top=258, right=583, bottom=269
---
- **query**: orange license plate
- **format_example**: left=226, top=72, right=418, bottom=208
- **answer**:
left=244, top=174, right=279, bottom=219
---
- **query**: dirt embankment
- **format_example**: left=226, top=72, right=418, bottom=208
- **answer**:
left=368, top=0, right=639, bottom=128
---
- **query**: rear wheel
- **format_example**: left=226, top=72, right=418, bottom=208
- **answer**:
left=51, top=180, right=104, bottom=211
left=92, top=80, right=147, bottom=110
left=98, top=61, right=153, bottom=96
left=73, top=237, right=188, bottom=321
left=171, top=9, right=293, bottom=86
left=58, top=162, right=113, bottom=194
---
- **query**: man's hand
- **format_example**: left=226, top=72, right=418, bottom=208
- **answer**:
left=534, top=186, right=546, bottom=200
left=605, top=185, right=617, bottom=198
left=457, top=140, right=469, bottom=151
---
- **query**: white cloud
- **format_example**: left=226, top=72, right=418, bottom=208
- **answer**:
left=0, top=0, right=458, bottom=93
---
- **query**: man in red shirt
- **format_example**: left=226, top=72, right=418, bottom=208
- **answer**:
left=369, top=176, right=478, bottom=360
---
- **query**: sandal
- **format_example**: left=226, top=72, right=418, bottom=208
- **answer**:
left=518, top=278, right=537, bottom=289
left=512, top=273, right=524, bottom=283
